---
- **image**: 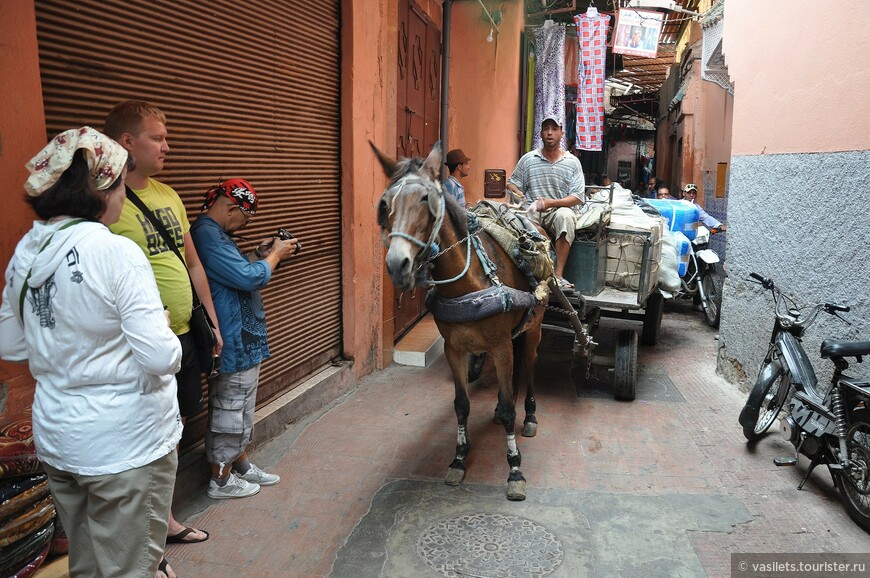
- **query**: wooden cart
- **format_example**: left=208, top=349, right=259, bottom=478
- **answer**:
left=542, top=186, right=663, bottom=401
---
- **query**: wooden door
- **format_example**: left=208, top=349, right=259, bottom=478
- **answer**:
left=393, top=0, right=441, bottom=340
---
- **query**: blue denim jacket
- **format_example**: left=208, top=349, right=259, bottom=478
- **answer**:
left=190, top=215, right=272, bottom=373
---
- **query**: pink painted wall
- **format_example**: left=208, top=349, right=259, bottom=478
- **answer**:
left=679, top=56, right=733, bottom=199
left=446, top=1, right=524, bottom=204
left=724, top=0, right=870, bottom=155
left=698, top=79, right=733, bottom=173
left=344, top=0, right=442, bottom=371
left=0, top=2, right=45, bottom=416
left=656, top=15, right=733, bottom=203
left=341, top=0, right=397, bottom=375
left=0, top=2, right=45, bottom=275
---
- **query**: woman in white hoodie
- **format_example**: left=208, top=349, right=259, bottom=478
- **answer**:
left=0, top=127, right=182, bottom=578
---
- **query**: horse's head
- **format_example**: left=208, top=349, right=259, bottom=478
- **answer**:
left=371, top=141, right=445, bottom=292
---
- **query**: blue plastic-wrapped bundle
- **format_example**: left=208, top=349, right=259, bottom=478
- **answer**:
left=646, top=199, right=700, bottom=241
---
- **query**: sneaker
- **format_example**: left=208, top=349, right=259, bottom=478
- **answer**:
left=207, top=473, right=260, bottom=499
left=234, top=463, right=280, bottom=486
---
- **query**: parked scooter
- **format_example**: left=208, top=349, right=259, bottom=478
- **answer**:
left=738, top=272, right=870, bottom=531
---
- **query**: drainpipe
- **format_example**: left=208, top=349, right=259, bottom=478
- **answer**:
left=440, top=0, right=452, bottom=181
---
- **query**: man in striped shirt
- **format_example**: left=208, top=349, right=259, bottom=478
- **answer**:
left=507, top=116, right=585, bottom=289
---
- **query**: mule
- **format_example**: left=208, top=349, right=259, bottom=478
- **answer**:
left=372, top=142, right=546, bottom=501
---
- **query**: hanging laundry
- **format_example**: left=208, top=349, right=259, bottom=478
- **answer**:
left=564, top=32, right=578, bottom=88
left=574, top=11, right=610, bottom=151
left=525, top=53, right=536, bottom=152
left=564, top=100, right=576, bottom=146
left=533, top=23, right=566, bottom=150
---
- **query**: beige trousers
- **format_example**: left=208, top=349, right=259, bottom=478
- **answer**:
left=529, top=206, right=578, bottom=244
left=43, top=450, right=177, bottom=578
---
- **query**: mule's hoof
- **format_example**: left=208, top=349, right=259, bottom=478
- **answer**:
left=445, top=468, right=466, bottom=486
left=522, top=422, right=537, bottom=437
left=507, top=480, right=527, bottom=501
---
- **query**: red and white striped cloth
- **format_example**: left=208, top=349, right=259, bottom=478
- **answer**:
left=573, top=12, right=610, bottom=151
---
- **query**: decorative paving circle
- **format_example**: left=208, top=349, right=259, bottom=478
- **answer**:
left=416, top=513, right=564, bottom=577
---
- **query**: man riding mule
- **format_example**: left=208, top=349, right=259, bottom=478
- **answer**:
left=372, top=141, right=561, bottom=501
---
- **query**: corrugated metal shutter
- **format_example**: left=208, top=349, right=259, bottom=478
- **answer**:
left=35, top=0, right=342, bottom=447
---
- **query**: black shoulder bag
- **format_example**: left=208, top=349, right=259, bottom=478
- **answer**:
left=125, top=186, right=219, bottom=377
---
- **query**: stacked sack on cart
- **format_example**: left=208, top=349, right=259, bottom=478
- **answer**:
left=0, top=408, right=66, bottom=577
left=585, top=184, right=665, bottom=295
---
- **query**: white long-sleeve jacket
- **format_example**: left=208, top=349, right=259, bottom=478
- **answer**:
left=0, top=218, right=182, bottom=475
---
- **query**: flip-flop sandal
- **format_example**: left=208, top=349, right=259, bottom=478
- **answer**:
left=157, top=558, right=173, bottom=578
left=166, top=527, right=209, bottom=544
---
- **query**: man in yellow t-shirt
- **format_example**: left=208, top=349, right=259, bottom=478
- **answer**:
left=110, top=179, right=193, bottom=334
left=105, top=101, right=220, bottom=562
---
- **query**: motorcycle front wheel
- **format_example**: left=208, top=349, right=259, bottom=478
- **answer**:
left=700, top=269, right=722, bottom=328
left=740, top=362, right=789, bottom=441
left=834, top=412, right=870, bottom=532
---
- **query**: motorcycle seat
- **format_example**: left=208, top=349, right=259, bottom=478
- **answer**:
left=820, top=339, right=870, bottom=359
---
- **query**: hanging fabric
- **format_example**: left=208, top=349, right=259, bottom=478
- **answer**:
left=525, top=52, right=536, bottom=152
left=563, top=30, right=578, bottom=88
left=573, top=10, right=610, bottom=151
left=533, top=23, right=566, bottom=150
left=564, top=99, right=576, bottom=146
left=701, top=0, right=733, bottom=94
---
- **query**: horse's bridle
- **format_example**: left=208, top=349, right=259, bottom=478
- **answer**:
left=384, top=176, right=473, bottom=285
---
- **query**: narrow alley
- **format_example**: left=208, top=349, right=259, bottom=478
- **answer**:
left=165, top=301, right=870, bottom=577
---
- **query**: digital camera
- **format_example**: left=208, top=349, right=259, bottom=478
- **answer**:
left=277, top=228, right=302, bottom=255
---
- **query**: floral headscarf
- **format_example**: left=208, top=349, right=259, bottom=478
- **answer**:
left=24, top=126, right=128, bottom=196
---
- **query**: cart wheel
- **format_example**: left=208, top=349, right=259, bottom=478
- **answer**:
left=641, top=291, right=664, bottom=346
left=614, top=329, right=638, bottom=401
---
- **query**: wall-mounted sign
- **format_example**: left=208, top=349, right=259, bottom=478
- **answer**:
left=612, top=8, right=664, bottom=59
left=484, top=169, right=506, bottom=198
left=617, top=161, right=632, bottom=188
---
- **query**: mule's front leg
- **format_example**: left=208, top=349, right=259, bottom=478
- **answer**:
left=492, top=349, right=526, bottom=501
left=443, top=344, right=471, bottom=486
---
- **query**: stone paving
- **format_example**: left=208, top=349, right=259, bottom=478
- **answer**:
left=166, top=301, right=870, bottom=577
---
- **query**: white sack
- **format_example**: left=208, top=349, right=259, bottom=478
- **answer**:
left=658, top=229, right=682, bottom=292
left=602, top=198, right=664, bottom=294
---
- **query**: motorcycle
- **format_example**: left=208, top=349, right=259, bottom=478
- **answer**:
left=662, top=225, right=724, bottom=328
left=738, top=272, right=870, bottom=531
